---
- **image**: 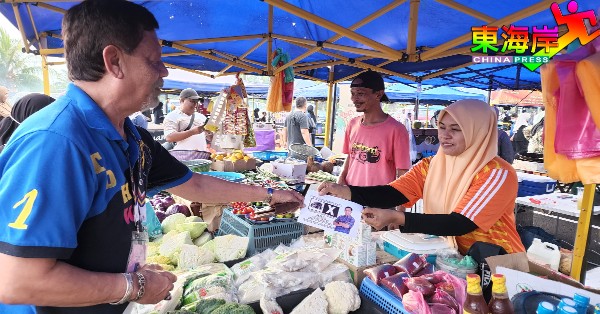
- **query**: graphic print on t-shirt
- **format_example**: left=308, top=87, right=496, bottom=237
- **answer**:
left=351, top=142, right=381, bottom=164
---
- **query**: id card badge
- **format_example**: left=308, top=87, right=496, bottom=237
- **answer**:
left=126, top=230, right=149, bottom=273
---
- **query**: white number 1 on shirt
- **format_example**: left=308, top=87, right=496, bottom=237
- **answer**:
left=8, top=189, right=38, bottom=230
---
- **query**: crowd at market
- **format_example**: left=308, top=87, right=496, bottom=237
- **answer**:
left=0, top=0, right=597, bottom=313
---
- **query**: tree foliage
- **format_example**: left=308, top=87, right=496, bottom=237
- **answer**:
left=0, top=28, right=42, bottom=92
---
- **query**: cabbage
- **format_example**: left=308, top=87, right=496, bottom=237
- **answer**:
left=161, top=213, right=187, bottom=234
left=185, top=216, right=204, bottom=223
left=159, top=231, right=193, bottom=265
left=193, top=232, right=213, bottom=247
left=175, top=222, right=208, bottom=239
left=212, top=235, right=249, bottom=262
left=177, top=244, right=216, bottom=270
left=166, top=204, right=191, bottom=217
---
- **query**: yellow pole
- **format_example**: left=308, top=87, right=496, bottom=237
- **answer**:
left=42, top=55, right=50, bottom=95
left=324, top=67, right=335, bottom=148
left=571, top=183, right=597, bottom=282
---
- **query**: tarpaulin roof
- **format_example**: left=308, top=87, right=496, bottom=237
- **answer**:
left=385, top=84, right=487, bottom=103
left=1, top=0, right=598, bottom=90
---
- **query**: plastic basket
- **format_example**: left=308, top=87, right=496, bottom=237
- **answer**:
left=289, top=144, right=319, bottom=161
left=216, top=208, right=304, bottom=255
left=251, top=150, right=288, bottom=161
left=359, top=278, right=410, bottom=314
left=169, top=150, right=211, bottom=161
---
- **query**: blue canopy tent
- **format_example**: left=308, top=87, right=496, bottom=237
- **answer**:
left=1, top=0, right=598, bottom=90
left=162, top=69, right=269, bottom=95
left=385, top=84, right=486, bottom=104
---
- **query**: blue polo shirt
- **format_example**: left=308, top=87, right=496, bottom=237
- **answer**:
left=0, top=84, right=192, bottom=314
left=333, top=215, right=355, bottom=234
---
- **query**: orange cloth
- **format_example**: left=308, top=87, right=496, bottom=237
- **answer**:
left=390, top=157, right=525, bottom=255
left=266, top=72, right=284, bottom=113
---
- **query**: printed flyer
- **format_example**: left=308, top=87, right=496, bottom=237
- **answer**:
left=298, top=190, right=363, bottom=239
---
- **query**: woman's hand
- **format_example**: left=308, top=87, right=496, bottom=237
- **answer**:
left=362, top=207, right=405, bottom=230
left=317, top=182, right=351, bottom=200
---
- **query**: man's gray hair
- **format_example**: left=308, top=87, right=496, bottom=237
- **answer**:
left=296, top=97, right=307, bottom=108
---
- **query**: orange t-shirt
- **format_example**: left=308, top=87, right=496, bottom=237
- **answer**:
left=390, top=157, right=525, bottom=254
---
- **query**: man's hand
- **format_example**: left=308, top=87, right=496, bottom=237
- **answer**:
left=362, top=207, right=405, bottom=230
left=317, top=182, right=351, bottom=200
left=271, top=189, right=304, bottom=206
left=134, top=264, right=177, bottom=304
left=195, top=125, right=204, bottom=134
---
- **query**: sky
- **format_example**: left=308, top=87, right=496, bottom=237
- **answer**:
left=0, top=14, right=18, bottom=39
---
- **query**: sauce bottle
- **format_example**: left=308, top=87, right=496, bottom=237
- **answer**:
left=488, top=274, right=514, bottom=314
left=464, top=274, right=490, bottom=314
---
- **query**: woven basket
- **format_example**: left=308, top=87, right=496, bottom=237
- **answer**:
left=169, top=150, right=211, bottom=161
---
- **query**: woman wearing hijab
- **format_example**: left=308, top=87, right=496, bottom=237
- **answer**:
left=527, top=117, right=544, bottom=154
left=0, top=93, right=55, bottom=152
left=318, top=100, right=525, bottom=255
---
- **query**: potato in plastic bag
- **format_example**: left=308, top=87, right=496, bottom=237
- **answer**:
left=363, top=264, right=396, bottom=285
left=380, top=272, right=410, bottom=298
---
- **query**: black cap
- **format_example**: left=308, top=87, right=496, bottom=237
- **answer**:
left=350, top=70, right=390, bottom=102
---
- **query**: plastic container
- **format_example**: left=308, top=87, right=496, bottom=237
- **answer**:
left=517, top=172, right=557, bottom=197
left=216, top=208, right=304, bottom=255
left=381, top=231, right=451, bottom=264
left=435, top=249, right=478, bottom=279
left=250, top=150, right=288, bottom=161
left=359, top=277, right=411, bottom=314
left=537, top=301, right=557, bottom=314
left=527, top=238, right=561, bottom=271
left=198, top=171, right=246, bottom=182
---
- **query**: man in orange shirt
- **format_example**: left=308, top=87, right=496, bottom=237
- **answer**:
left=319, top=99, right=525, bottom=254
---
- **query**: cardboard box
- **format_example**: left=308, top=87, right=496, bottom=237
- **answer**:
left=486, top=253, right=600, bottom=303
left=337, top=250, right=398, bottom=287
left=271, top=161, right=307, bottom=181
left=211, top=158, right=256, bottom=172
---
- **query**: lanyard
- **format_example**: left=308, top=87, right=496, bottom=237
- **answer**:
left=124, top=126, right=146, bottom=232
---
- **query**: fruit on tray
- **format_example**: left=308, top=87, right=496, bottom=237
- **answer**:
left=231, top=202, right=254, bottom=215
left=212, top=150, right=252, bottom=162
left=276, top=213, right=294, bottom=219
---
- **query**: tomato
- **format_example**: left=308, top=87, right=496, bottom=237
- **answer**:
left=259, top=217, right=269, bottom=221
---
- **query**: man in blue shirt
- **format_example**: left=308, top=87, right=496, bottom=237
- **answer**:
left=0, top=1, right=302, bottom=313
left=333, top=207, right=356, bottom=234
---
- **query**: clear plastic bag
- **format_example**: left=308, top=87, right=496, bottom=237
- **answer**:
left=428, top=303, right=456, bottom=314
left=402, top=290, right=431, bottom=314
left=393, top=253, right=428, bottom=276
left=363, top=264, right=397, bottom=285
left=429, top=289, right=459, bottom=313
left=404, top=277, right=435, bottom=296
left=380, top=272, right=410, bottom=298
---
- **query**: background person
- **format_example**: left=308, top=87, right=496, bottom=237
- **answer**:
left=307, top=104, right=318, bottom=145
left=129, top=110, right=150, bottom=129
left=0, top=1, right=303, bottom=313
left=0, top=93, right=55, bottom=152
left=153, top=101, right=164, bottom=124
left=337, top=70, right=411, bottom=230
left=493, top=107, right=514, bottom=164
left=319, top=100, right=525, bottom=255
left=0, top=85, right=11, bottom=121
left=163, top=88, right=208, bottom=151
left=282, top=96, right=312, bottom=148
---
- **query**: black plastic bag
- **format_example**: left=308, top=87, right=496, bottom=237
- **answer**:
left=466, top=241, right=507, bottom=303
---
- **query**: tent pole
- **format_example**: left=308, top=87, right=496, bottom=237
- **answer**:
left=571, top=184, right=596, bottom=283
left=324, top=66, right=335, bottom=148
left=267, top=5, right=273, bottom=76
left=42, top=55, right=50, bottom=95
left=263, top=0, right=401, bottom=59
left=515, top=64, right=522, bottom=90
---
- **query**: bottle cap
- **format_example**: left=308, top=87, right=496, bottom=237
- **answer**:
left=574, top=293, right=590, bottom=306
left=466, top=274, right=480, bottom=284
left=559, top=298, right=577, bottom=309
left=536, top=302, right=556, bottom=314
left=559, top=305, right=578, bottom=314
